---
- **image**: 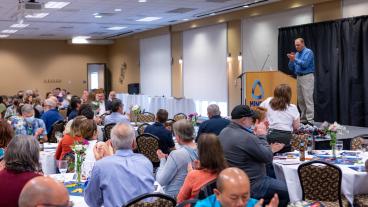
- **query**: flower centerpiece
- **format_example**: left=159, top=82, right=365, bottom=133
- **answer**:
left=188, top=112, right=198, bottom=127
left=320, top=121, right=348, bottom=158
left=91, top=101, right=100, bottom=114
left=131, top=105, right=141, bottom=125
left=71, top=142, right=87, bottom=182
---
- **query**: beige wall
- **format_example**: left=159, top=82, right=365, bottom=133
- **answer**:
left=0, top=39, right=108, bottom=97
left=108, top=37, right=140, bottom=93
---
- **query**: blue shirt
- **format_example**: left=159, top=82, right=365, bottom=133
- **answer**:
left=67, top=109, right=78, bottom=121
left=144, top=122, right=175, bottom=154
left=84, top=149, right=155, bottom=207
left=288, top=47, right=315, bottom=76
left=11, top=117, right=47, bottom=136
left=195, top=194, right=258, bottom=207
left=196, top=115, right=230, bottom=142
left=41, top=108, right=64, bottom=134
left=104, top=112, right=130, bottom=126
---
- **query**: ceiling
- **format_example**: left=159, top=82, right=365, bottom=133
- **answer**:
left=0, top=0, right=277, bottom=40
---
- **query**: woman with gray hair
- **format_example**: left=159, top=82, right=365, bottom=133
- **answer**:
left=0, top=135, right=42, bottom=207
left=155, top=119, right=198, bottom=198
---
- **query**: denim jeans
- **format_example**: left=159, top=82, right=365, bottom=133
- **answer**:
left=251, top=176, right=289, bottom=207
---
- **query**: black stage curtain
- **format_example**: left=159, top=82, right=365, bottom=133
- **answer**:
left=278, top=15, right=368, bottom=127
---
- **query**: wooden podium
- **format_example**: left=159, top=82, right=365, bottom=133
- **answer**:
left=245, top=71, right=297, bottom=106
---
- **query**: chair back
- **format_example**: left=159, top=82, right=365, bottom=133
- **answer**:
left=351, top=134, right=368, bottom=150
left=137, top=112, right=155, bottom=123
left=49, top=120, right=66, bottom=143
left=291, top=134, right=309, bottom=151
left=196, top=179, right=217, bottom=200
left=104, top=123, right=116, bottom=142
left=173, top=113, right=187, bottom=121
left=59, top=109, right=67, bottom=120
left=137, top=123, right=150, bottom=135
left=124, top=193, right=176, bottom=207
left=136, top=133, right=160, bottom=165
left=164, top=119, right=175, bottom=132
left=298, top=160, right=343, bottom=206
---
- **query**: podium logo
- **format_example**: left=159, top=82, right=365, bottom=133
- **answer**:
left=251, top=79, right=264, bottom=100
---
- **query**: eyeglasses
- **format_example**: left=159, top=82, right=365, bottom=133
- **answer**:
left=38, top=201, right=73, bottom=207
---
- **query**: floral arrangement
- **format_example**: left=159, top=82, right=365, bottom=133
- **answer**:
left=71, top=142, right=87, bottom=182
left=320, top=121, right=348, bottom=157
left=188, top=112, right=198, bottom=126
left=91, top=101, right=100, bottom=113
left=131, top=105, right=141, bottom=124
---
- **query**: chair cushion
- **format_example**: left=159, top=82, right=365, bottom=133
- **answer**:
left=354, top=194, right=368, bottom=207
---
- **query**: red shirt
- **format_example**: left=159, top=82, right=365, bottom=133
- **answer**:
left=55, top=134, right=84, bottom=160
left=0, top=169, right=40, bottom=207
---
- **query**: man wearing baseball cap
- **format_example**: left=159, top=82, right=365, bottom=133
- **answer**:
left=218, top=105, right=289, bottom=206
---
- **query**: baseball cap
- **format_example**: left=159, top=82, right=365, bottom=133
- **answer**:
left=231, top=105, right=256, bottom=119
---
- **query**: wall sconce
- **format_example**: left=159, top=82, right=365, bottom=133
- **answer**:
left=238, top=52, right=242, bottom=61
left=227, top=53, right=232, bottom=62
left=179, top=57, right=183, bottom=65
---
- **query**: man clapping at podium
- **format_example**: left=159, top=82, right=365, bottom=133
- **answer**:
left=287, top=38, right=315, bottom=125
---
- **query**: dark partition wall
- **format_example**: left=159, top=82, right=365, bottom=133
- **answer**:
left=278, top=16, right=368, bottom=127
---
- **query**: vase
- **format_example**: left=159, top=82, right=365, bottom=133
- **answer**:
left=76, top=154, right=82, bottom=183
left=329, top=131, right=337, bottom=159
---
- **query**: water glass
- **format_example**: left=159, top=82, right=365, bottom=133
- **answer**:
left=55, top=132, right=63, bottom=143
left=336, top=141, right=344, bottom=153
left=57, top=160, right=68, bottom=181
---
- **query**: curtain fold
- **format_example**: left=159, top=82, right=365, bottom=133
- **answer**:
left=278, top=16, right=368, bottom=127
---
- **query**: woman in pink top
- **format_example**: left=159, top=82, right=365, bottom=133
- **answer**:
left=177, top=133, right=227, bottom=203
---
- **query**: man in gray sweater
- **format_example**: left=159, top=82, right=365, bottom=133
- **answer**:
left=219, top=105, right=289, bottom=206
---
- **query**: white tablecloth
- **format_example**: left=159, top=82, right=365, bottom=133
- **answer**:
left=40, top=148, right=57, bottom=175
left=273, top=152, right=368, bottom=204
left=116, top=93, right=196, bottom=118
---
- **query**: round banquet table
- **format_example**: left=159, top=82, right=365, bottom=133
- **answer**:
left=273, top=151, right=368, bottom=204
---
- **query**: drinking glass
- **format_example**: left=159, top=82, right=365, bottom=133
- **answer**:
left=57, top=160, right=68, bottom=181
left=55, top=132, right=63, bottom=143
left=336, top=141, right=344, bottom=153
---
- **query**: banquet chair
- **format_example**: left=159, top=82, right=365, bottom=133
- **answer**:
left=350, top=134, right=368, bottom=150
left=48, top=120, right=66, bottom=143
left=196, top=179, right=217, bottom=200
left=103, top=123, right=116, bottom=142
left=136, top=133, right=160, bottom=168
left=165, top=119, right=176, bottom=132
left=124, top=193, right=176, bottom=207
left=291, top=134, right=309, bottom=151
left=173, top=113, right=187, bottom=121
left=137, top=112, right=155, bottom=123
left=354, top=194, right=368, bottom=207
left=298, top=160, right=349, bottom=207
left=137, top=123, right=150, bottom=135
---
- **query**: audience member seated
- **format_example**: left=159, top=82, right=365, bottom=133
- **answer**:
left=67, top=96, right=81, bottom=121
left=80, top=119, right=98, bottom=175
left=219, top=105, right=289, bottom=206
left=144, top=109, right=175, bottom=154
left=18, top=176, right=70, bottom=207
left=11, top=104, right=47, bottom=141
left=0, top=120, right=14, bottom=170
left=0, top=135, right=42, bottom=207
left=156, top=119, right=198, bottom=198
left=107, top=90, right=116, bottom=108
left=41, top=98, right=64, bottom=138
left=196, top=104, right=230, bottom=142
left=104, top=99, right=129, bottom=126
left=55, top=116, right=87, bottom=160
left=85, top=123, right=154, bottom=207
left=0, top=96, right=7, bottom=117
left=95, top=88, right=110, bottom=115
left=260, top=84, right=300, bottom=153
left=4, top=98, right=20, bottom=120
left=81, top=90, right=89, bottom=104
left=177, top=133, right=227, bottom=203
left=195, top=167, right=279, bottom=207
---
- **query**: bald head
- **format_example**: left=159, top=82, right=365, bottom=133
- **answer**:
left=215, top=168, right=251, bottom=207
left=19, top=176, right=69, bottom=207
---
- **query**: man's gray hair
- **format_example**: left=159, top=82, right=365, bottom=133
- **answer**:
left=173, top=119, right=194, bottom=142
left=44, top=98, right=57, bottom=108
left=21, top=104, right=34, bottom=114
left=207, top=104, right=221, bottom=116
left=110, top=123, right=135, bottom=150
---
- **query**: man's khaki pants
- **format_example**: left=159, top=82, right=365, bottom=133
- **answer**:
left=297, top=73, right=314, bottom=122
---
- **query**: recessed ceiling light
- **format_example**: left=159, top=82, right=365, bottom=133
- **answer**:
left=10, top=23, right=29, bottom=28
left=114, top=8, right=122, bottom=12
left=138, top=0, right=147, bottom=2
left=183, top=19, right=189, bottom=21
left=72, top=36, right=91, bottom=44
left=0, top=34, right=9, bottom=38
left=136, top=17, right=161, bottom=22
left=210, top=13, right=216, bottom=16
left=95, top=15, right=103, bottom=18
left=243, top=5, right=249, bottom=8
left=25, top=13, right=49, bottom=18
left=1, top=30, right=18, bottom=34
left=107, top=26, right=127, bottom=30
left=45, top=1, right=70, bottom=9
left=93, top=13, right=99, bottom=16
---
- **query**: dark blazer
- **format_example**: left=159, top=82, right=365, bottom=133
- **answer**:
left=196, top=115, right=230, bottom=142
left=144, top=122, right=175, bottom=154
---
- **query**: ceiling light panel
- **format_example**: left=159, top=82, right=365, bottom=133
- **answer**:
left=45, top=1, right=70, bottom=9
left=136, top=17, right=161, bottom=22
left=25, top=13, right=49, bottom=18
